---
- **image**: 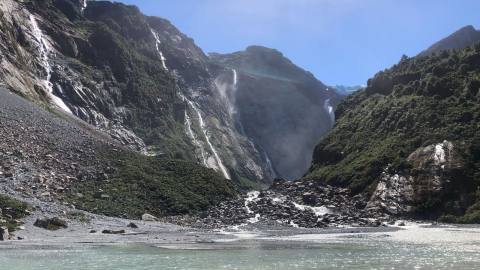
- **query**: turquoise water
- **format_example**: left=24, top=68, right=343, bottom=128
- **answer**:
left=0, top=240, right=479, bottom=270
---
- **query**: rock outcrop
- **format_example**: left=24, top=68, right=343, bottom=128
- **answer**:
left=367, top=141, right=463, bottom=215
left=210, top=46, right=342, bottom=180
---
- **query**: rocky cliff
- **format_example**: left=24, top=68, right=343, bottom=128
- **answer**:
left=0, top=0, right=339, bottom=186
left=306, top=35, right=480, bottom=222
left=211, top=46, right=341, bottom=180
left=0, top=0, right=286, bottom=187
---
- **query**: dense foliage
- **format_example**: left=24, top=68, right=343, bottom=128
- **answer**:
left=67, top=149, right=237, bottom=219
left=307, top=44, right=480, bottom=221
left=0, top=195, right=31, bottom=231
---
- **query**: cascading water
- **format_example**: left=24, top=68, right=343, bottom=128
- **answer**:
left=244, top=191, right=261, bottom=223
left=150, top=28, right=168, bottom=71
left=187, top=100, right=230, bottom=180
left=179, top=92, right=230, bottom=179
left=29, top=15, right=72, bottom=114
left=324, top=98, right=335, bottom=125
left=180, top=94, right=208, bottom=167
left=233, top=69, right=238, bottom=86
left=80, top=0, right=88, bottom=13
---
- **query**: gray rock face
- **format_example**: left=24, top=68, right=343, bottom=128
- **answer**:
left=0, top=0, right=339, bottom=185
left=367, top=141, right=461, bottom=215
left=0, top=227, right=9, bottom=241
left=0, top=0, right=273, bottom=184
left=210, top=46, right=342, bottom=180
left=419, top=25, right=480, bottom=56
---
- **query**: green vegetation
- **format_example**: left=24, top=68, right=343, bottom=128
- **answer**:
left=0, top=195, right=31, bottom=231
left=66, top=211, right=91, bottom=223
left=67, top=150, right=237, bottom=219
left=306, top=44, right=480, bottom=221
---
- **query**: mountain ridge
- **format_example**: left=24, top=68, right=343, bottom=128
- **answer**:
left=419, top=25, right=480, bottom=56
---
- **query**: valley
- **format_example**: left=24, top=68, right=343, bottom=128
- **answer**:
left=0, top=1, right=479, bottom=269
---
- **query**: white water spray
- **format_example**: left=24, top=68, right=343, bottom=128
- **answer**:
left=324, top=98, right=335, bottom=124
left=29, top=15, right=72, bottom=114
left=150, top=28, right=168, bottom=71
left=80, top=0, right=88, bottom=13
left=244, top=191, right=261, bottom=223
left=232, top=69, right=238, bottom=86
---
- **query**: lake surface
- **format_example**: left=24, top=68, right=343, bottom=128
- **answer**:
left=1, top=224, right=480, bottom=269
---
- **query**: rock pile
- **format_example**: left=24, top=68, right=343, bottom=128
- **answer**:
left=172, top=179, right=394, bottom=229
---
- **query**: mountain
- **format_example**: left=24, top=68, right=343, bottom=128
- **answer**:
left=419, top=25, right=480, bottom=57
left=210, top=46, right=341, bottom=180
left=306, top=37, right=480, bottom=222
left=331, top=85, right=363, bottom=96
left=0, top=0, right=282, bottom=188
left=0, top=0, right=339, bottom=220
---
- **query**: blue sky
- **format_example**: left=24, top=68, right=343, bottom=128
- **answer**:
left=116, top=0, right=480, bottom=86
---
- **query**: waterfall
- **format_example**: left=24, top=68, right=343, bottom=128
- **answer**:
left=181, top=94, right=208, bottom=167
left=244, top=191, right=261, bottom=223
left=179, top=93, right=230, bottom=179
left=80, top=0, right=88, bottom=13
left=232, top=69, right=238, bottom=86
left=324, top=98, right=335, bottom=125
left=187, top=100, right=230, bottom=179
left=263, top=150, right=276, bottom=177
left=150, top=28, right=168, bottom=71
left=29, top=15, right=72, bottom=114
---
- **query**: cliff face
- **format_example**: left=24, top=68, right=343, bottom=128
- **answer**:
left=306, top=35, right=480, bottom=221
left=211, top=46, right=341, bottom=180
left=0, top=0, right=278, bottom=186
left=0, top=0, right=340, bottom=185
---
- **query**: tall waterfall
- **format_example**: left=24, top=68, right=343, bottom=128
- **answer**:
left=180, top=94, right=230, bottom=179
left=29, top=15, right=72, bottom=114
left=180, top=94, right=208, bottom=167
left=324, top=98, right=335, bottom=125
left=150, top=28, right=168, bottom=71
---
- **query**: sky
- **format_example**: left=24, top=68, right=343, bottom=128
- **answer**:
left=116, top=0, right=480, bottom=86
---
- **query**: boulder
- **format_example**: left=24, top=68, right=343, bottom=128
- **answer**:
left=302, top=192, right=317, bottom=205
left=0, top=227, right=9, bottom=241
left=34, top=217, right=68, bottom=230
left=127, top=222, right=138, bottom=229
left=367, top=141, right=463, bottom=215
left=141, top=213, right=158, bottom=221
left=102, top=229, right=125, bottom=234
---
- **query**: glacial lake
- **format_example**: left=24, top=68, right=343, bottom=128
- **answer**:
left=1, top=223, right=480, bottom=270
